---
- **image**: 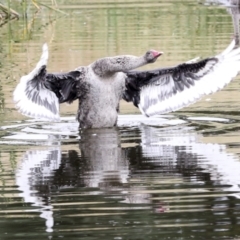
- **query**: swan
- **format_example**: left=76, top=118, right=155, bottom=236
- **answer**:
left=13, top=40, right=240, bottom=128
left=13, top=45, right=162, bottom=128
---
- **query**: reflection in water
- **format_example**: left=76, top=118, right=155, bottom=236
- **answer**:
left=15, top=125, right=240, bottom=233
left=16, top=148, right=61, bottom=232
left=80, top=128, right=129, bottom=189
left=228, top=0, right=240, bottom=45
left=141, top=125, right=240, bottom=195
left=203, top=0, right=240, bottom=44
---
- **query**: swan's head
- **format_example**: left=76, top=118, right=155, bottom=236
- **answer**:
left=145, top=50, right=163, bottom=63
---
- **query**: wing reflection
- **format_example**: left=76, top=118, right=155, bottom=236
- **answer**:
left=16, top=148, right=61, bottom=233
left=203, top=0, right=240, bottom=44
left=15, top=125, right=240, bottom=232
left=140, top=125, right=240, bottom=194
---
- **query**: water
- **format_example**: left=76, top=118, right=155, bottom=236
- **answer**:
left=0, top=0, right=240, bottom=239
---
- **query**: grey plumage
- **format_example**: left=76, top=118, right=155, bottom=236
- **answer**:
left=13, top=41, right=240, bottom=128
left=13, top=44, right=161, bottom=128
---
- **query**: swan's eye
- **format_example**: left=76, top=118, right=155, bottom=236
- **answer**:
left=145, top=51, right=151, bottom=58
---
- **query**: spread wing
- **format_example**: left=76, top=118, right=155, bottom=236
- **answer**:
left=13, top=44, right=81, bottom=121
left=45, top=71, right=81, bottom=104
left=123, top=40, right=240, bottom=116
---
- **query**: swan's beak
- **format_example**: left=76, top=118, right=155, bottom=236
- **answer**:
left=152, top=50, right=163, bottom=58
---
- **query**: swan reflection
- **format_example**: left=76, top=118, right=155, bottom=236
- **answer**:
left=15, top=125, right=240, bottom=232
left=203, top=0, right=240, bottom=44
left=79, top=128, right=129, bottom=188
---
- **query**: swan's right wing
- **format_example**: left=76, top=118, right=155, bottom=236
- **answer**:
left=123, top=40, right=240, bottom=116
left=13, top=44, right=61, bottom=121
left=13, top=44, right=82, bottom=121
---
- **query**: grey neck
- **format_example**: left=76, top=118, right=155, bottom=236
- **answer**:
left=90, top=54, right=147, bottom=76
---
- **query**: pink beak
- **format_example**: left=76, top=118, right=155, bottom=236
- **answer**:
left=152, top=50, right=163, bottom=58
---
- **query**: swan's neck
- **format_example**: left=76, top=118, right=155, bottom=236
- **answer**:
left=90, top=55, right=146, bottom=76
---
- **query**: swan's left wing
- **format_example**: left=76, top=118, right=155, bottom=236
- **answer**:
left=123, top=40, right=240, bottom=116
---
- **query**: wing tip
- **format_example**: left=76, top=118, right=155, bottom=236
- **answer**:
left=42, top=43, right=48, bottom=52
left=138, top=104, right=150, bottom=117
left=220, top=39, right=237, bottom=56
left=38, top=43, right=49, bottom=67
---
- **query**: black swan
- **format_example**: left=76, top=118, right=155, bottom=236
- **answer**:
left=14, top=41, right=240, bottom=128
